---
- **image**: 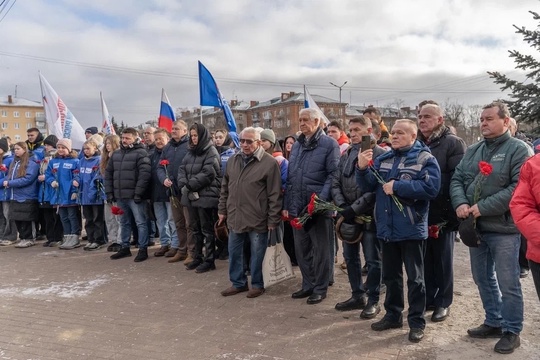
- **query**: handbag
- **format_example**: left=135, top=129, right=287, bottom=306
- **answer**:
left=263, top=224, right=295, bottom=288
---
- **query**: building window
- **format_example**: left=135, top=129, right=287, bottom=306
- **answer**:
left=1, top=110, right=6, bottom=117
left=14, top=123, right=20, bottom=129
left=13, top=111, right=19, bottom=118
left=25, top=111, right=32, bottom=118
left=27, top=123, right=32, bottom=129
left=1, top=123, right=7, bottom=129
left=14, top=135, right=21, bottom=141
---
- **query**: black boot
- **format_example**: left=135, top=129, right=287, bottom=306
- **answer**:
left=110, top=247, right=132, bottom=260
left=134, top=248, right=148, bottom=262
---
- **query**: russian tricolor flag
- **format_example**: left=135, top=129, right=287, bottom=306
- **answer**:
left=158, top=88, right=175, bottom=132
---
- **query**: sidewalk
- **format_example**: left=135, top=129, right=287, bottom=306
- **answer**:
left=0, top=241, right=538, bottom=360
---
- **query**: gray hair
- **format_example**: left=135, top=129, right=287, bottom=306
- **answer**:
left=483, top=101, right=510, bottom=119
left=419, top=103, right=443, bottom=117
left=299, top=108, right=322, bottom=121
left=394, top=119, right=418, bottom=134
left=240, top=127, right=261, bottom=140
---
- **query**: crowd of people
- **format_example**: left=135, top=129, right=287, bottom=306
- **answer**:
left=1, top=101, right=540, bottom=355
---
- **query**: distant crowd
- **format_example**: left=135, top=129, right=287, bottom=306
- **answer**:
left=2, top=102, right=540, bottom=355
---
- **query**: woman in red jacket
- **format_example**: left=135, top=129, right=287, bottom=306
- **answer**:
left=510, top=154, right=540, bottom=301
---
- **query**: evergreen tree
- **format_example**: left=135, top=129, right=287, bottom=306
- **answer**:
left=111, top=116, right=120, bottom=135
left=489, top=11, right=540, bottom=132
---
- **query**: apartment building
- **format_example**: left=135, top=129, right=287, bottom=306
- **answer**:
left=0, top=95, right=46, bottom=141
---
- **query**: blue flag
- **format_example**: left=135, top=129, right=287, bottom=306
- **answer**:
left=198, top=61, right=239, bottom=147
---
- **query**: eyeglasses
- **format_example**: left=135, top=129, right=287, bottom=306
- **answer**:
left=239, top=139, right=256, bottom=144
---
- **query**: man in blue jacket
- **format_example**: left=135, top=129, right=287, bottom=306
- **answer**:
left=283, top=108, right=340, bottom=305
left=357, top=119, right=441, bottom=343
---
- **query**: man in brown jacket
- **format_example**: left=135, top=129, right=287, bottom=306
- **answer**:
left=218, top=127, right=282, bottom=298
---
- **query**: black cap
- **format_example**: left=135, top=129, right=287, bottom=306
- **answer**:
left=85, top=126, right=99, bottom=135
left=43, top=134, right=58, bottom=148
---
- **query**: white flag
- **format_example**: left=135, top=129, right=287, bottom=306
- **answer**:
left=39, top=73, right=86, bottom=150
left=100, top=92, right=115, bottom=135
left=304, top=85, right=330, bottom=125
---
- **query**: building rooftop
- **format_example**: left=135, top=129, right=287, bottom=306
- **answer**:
left=0, top=96, right=43, bottom=108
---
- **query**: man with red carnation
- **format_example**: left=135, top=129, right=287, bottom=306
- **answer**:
left=450, top=102, right=533, bottom=354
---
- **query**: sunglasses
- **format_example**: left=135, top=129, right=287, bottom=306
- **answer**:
left=239, top=139, right=256, bottom=144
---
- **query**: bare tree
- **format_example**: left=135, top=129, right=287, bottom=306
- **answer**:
left=441, top=100, right=465, bottom=128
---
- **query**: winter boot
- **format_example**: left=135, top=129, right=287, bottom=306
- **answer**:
left=134, top=248, right=148, bottom=262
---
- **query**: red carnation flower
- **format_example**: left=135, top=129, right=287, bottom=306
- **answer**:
left=0, top=165, right=7, bottom=172
left=160, top=159, right=170, bottom=166
left=478, top=161, right=493, bottom=176
left=290, top=218, right=303, bottom=229
left=35, top=160, right=41, bottom=164
left=428, top=225, right=439, bottom=239
left=92, top=166, right=99, bottom=172
left=368, top=159, right=374, bottom=167
left=73, top=169, right=80, bottom=175
left=52, top=168, right=58, bottom=174
left=281, top=214, right=290, bottom=221
left=307, top=202, right=315, bottom=215
left=111, top=206, right=124, bottom=215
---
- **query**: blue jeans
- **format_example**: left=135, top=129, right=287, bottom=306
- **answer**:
left=117, top=199, right=148, bottom=249
left=469, top=232, right=523, bottom=334
left=228, top=230, right=268, bottom=289
left=59, top=206, right=81, bottom=235
left=153, top=202, right=179, bottom=249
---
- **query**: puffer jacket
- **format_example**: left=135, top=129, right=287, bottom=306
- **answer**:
left=151, top=147, right=169, bottom=203
left=46, top=154, right=79, bottom=206
left=178, top=123, right=221, bottom=208
left=79, top=152, right=104, bottom=206
left=5, top=157, right=39, bottom=202
left=284, top=127, right=340, bottom=217
left=37, top=152, right=56, bottom=205
left=0, top=153, right=14, bottom=202
left=272, top=151, right=288, bottom=192
left=418, top=126, right=466, bottom=229
left=156, top=135, right=189, bottom=195
left=105, top=141, right=151, bottom=201
left=332, top=144, right=386, bottom=215
left=450, top=130, right=533, bottom=234
left=356, top=140, right=441, bottom=242
left=510, top=154, right=540, bottom=262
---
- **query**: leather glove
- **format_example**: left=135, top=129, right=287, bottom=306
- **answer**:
left=339, top=206, right=357, bottom=222
left=181, top=186, right=189, bottom=196
left=71, top=193, right=78, bottom=201
left=51, top=180, right=59, bottom=188
left=134, top=196, right=142, bottom=204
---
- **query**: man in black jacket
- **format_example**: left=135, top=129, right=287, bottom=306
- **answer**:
left=157, top=120, right=193, bottom=264
left=418, top=103, right=466, bottom=322
left=105, top=127, right=151, bottom=262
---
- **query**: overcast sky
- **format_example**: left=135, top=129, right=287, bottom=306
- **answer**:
left=0, top=0, right=538, bottom=128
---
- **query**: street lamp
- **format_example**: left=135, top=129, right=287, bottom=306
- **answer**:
left=329, top=81, right=348, bottom=103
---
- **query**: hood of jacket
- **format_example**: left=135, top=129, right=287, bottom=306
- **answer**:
left=189, top=123, right=212, bottom=155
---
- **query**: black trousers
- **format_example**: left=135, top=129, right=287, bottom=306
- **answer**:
left=529, top=260, right=540, bottom=302
left=42, top=207, right=63, bottom=242
left=82, top=205, right=105, bottom=244
left=15, top=220, right=33, bottom=240
left=187, top=206, right=217, bottom=263
left=424, top=231, right=455, bottom=308
left=382, top=239, right=427, bottom=330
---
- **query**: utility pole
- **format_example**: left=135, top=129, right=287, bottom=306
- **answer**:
left=329, top=81, right=347, bottom=103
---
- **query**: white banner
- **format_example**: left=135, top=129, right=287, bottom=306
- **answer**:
left=101, top=91, right=115, bottom=135
left=39, top=73, right=86, bottom=149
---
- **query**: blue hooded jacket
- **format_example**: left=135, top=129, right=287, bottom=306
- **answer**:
left=356, top=140, right=441, bottom=242
left=4, top=158, right=39, bottom=202
left=45, top=155, right=80, bottom=206
left=0, top=153, right=14, bottom=202
left=78, top=153, right=104, bottom=206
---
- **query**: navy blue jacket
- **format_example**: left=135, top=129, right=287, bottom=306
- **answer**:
left=284, top=127, right=340, bottom=217
left=5, top=158, right=39, bottom=202
left=79, top=153, right=104, bottom=205
left=356, top=140, right=441, bottom=242
left=157, top=136, right=189, bottom=196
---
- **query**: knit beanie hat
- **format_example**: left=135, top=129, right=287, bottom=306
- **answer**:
left=57, top=138, right=72, bottom=152
left=43, top=134, right=59, bottom=148
left=260, top=129, right=276, bottom=145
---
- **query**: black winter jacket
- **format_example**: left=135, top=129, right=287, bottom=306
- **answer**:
left=178, top=123, right=221, bottom=208
left=157, top=135, right=189, bottom=195
left=418, top=126, right=466, bottom=229
left=105, top=142, right=151, bottom=201
left=150, top=147, right=169, bottom=202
